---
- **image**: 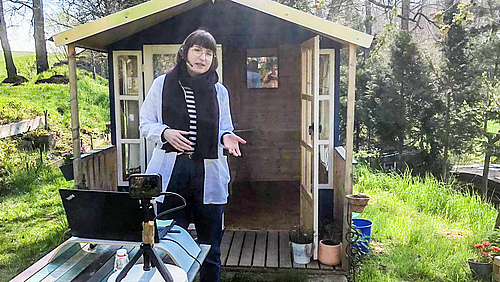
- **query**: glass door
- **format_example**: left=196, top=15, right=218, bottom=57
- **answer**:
left=113, top=51, right=144, bottom=186
left=300, top=36, right=320, bottom=259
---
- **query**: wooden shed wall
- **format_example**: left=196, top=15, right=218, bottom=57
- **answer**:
left=106, top=0, right=342, bottom=183
left=223, top=44, right=302, bottom=182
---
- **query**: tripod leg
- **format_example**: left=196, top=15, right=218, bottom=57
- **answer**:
left=116, top=248, right=144, bottom=282
left=143, top=249, right=151, bottom=271
left=146, top=248, right=173, bottom=282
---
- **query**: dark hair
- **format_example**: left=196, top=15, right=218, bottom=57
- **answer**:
left=177, top=29, right=218, bottom=72
left=248, top=60, right=258, bottom=72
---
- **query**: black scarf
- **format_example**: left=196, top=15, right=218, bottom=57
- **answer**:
left=161, top=63, right=219, bottom=159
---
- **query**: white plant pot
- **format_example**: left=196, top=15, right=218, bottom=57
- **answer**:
left=291, top=242, right=313, bottom=264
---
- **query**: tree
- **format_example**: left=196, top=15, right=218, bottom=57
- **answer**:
left=372, top=31, right=442, bottom=174
left=33, top=0, right=48, bottom=73
left=435, top=3, right=481, bottom=178
left=0, top=0, right=19, bottom=82
left=467, top=0, right=500, bottom=197
left=7, top=0, right=48, bottom=73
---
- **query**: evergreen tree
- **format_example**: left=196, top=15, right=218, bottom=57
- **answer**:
left=373, top=31, right=442, bottom=174
left=438, top=3, right=481, bottom=178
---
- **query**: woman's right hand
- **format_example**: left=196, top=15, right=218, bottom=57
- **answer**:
left=163, top=129, right=192, bottom=152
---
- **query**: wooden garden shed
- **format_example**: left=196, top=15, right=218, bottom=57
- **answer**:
left=52, top=0, right=373, bottom=269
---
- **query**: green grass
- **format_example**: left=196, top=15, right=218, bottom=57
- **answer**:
left=0, top=53, right=110, bottom=280
left=355, top=166, right=496, bottom=282
left=0, top=164, right=71, bottom=281
left=0, top=51, right=59, bottom=82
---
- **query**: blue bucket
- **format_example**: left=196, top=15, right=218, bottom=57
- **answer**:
left=352, top=218, right=373, bottom=254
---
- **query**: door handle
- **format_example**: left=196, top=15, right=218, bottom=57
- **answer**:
left=309, top=124, right=323, bottom=136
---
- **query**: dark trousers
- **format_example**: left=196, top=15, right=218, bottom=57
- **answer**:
left=157, top=156, right=224, bottom=282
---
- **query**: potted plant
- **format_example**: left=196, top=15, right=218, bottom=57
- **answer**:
left=468, top=240, right=500, bottom=281
left=290, top=225, right=314, bottom=264
left=59, top=150, right=74, bottom=181
left=346, top=193, right=370, bottom=213
left=318, top=222, right=342, bottom=266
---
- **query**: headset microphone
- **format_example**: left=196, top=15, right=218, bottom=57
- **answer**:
left=185, top=59, right=194, bottom=67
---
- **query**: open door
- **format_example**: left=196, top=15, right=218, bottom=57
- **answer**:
left=300, top=36, right=320, bottom=259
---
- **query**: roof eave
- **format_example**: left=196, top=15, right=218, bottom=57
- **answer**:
left=52, top=0, right=206, bottom=49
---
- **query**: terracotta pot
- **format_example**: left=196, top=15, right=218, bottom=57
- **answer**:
left=318, top=240, right=341, bottom=266
left=346, top=194, right=370, bottom=213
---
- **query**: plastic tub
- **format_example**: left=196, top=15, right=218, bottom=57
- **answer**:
left=352, top=218, right=372, bottom=254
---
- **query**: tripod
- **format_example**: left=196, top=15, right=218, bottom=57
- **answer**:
left=116, top=199, right=173, bottom=282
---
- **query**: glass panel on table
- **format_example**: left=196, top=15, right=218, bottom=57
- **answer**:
left=120, top=100, right=140, bottom=139
left=117, top=55, right=139, bottom=96
left=319, top=99, right=330, bottom=140
left=122, top=143, right=141, bottom=181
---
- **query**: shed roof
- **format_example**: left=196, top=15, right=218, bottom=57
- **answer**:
left=52, top=0, right=373, bottom=51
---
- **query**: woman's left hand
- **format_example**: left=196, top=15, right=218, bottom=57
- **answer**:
left=223, top=133, right=247, bottom=157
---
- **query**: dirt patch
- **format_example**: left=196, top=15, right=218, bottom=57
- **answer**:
left=35, top=75, right=69, bottom=84
left=225, top=181, right=300, bottom=231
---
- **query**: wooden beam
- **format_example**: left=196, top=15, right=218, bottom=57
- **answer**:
left=342, top=43, right=356, bottom=270
left=68, top=44, right=82, bottom=188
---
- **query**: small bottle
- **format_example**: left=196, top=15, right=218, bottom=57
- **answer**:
left=114, top=249, right=129, bottom=271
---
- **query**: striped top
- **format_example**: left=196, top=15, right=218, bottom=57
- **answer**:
left=179, top=81, right=196, bottom=153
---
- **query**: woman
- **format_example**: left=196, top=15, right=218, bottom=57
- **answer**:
left=139, top=29, right=245, bottom=282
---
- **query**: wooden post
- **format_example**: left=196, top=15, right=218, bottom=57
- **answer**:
left=342, top=43, right=356, bottom=270
left=68, top=44, right=82, bottom=188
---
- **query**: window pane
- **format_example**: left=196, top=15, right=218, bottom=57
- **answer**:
left=319, top=145, right=329, bottom=184
left=117, top=55, right=139, bottom=96
left=319, top=100, right=330, bottom=140
left=247, top=56, right=278, bottom=88
left=153, top=54, right=176, bottom=79
left=319, top=54, right=330, bottom=96
left=122, top=143, right=141, bottom=181
left=120, top=100, right=139, bottom=139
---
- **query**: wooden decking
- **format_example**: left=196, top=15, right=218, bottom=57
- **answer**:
left=221, top=230, right=344, bottom=273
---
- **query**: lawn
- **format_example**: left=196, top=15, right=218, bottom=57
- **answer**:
left=0, top=52, right=110, bottom=281
left=355, top=166, right=497, bottom=282
left=0, top=164, right=72, bottom=281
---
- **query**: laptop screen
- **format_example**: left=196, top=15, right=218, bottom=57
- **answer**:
left=59, top=189, right=159, bottom=243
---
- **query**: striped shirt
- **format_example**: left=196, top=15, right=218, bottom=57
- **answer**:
left=179, top=82, right=197, bottom=153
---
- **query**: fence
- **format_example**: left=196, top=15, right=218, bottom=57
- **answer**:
left=81, top=145, right=117, bottom=191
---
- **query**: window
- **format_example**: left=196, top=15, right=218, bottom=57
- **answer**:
left=246, top=48, right=278, bottom=89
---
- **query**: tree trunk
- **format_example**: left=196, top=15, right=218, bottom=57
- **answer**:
left=401, top=0, right=409, bottom=30
left=0, top=0, right=17, bottom=79
left=33, top=0, right=48, bottom=74
left=365, top=0, right=372, bottom=35
left=442, top=90, right=451, bottom=179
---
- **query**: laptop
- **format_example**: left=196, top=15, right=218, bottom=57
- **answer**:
left=59, top=189, right=159, bottom=243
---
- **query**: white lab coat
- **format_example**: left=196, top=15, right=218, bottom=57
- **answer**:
left=139, top=74, right=234, bottom=204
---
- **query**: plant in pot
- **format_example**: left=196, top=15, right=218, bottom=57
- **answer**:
left=290, top=225, right=314, bottom=265
left=59, top=150, right=74, bottom=181
left=318, top=222, right=342, bottom=266
left=346, top=193, right=370, bottom=213
left=468, top=240, right=500, bottom=282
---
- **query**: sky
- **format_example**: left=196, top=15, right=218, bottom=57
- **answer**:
left=5, top=0, right=59, bottom=52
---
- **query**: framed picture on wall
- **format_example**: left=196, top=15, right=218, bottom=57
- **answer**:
left=246, top=48, right=278, bottom=89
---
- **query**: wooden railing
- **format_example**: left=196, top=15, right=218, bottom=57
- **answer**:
left=80, top=145, right=117, bottom=191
